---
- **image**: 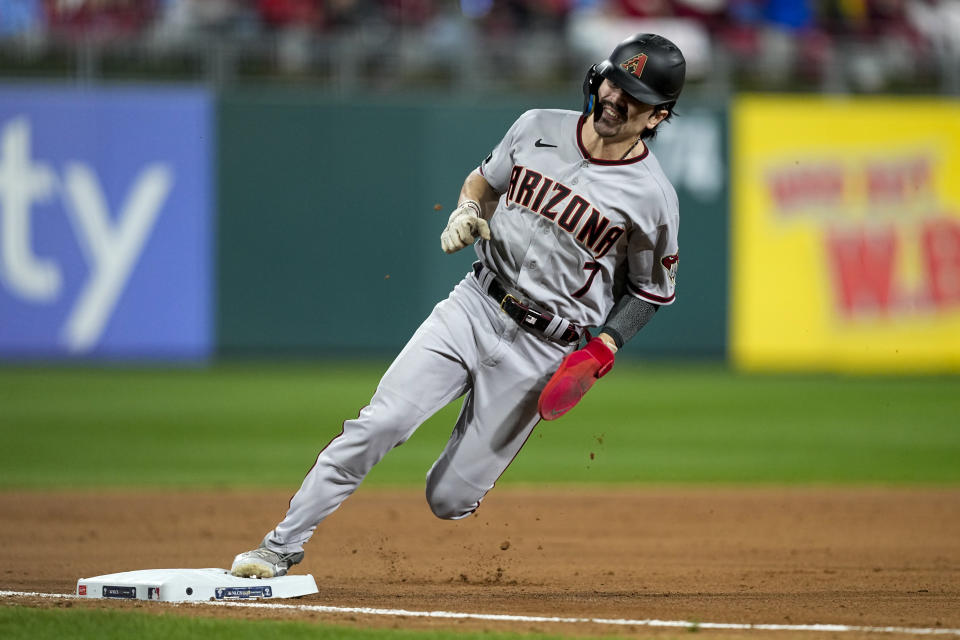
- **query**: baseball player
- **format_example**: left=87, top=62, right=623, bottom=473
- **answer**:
left=230, top=33, right=686, bottom=579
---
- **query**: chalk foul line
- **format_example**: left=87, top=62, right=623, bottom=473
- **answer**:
left=2, top=589, right=958, bottom=636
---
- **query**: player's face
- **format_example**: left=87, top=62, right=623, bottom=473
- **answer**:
left=593, top=79, right=666, bottom=141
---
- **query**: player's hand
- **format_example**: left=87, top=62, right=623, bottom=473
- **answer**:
left=538, top=337, right=615, bottom=421
left=440, top=200, right=490, bottom=254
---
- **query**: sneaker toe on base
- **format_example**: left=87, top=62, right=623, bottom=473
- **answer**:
left=230, top=555, right=277, bottom=579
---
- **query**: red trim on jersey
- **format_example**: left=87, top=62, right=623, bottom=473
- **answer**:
left=576, top=116, right=649, bottom=166
left=627, top=281, right=675, bottom=304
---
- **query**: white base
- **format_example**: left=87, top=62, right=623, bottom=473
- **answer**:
left=76, top=568, right=318, bottom=603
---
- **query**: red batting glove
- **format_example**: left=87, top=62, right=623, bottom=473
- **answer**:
left=538, top=337, right=615, bottom=421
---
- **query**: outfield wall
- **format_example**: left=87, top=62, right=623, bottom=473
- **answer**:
left=215, top=91, right=729, bottom=358
left=2, top=85, right=957, bottom=371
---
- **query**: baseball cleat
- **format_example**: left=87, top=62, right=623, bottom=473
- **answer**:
left=230, top=541, right=304, bottom=578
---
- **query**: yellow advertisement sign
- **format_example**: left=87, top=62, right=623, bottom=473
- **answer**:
left=731, top=97, right=960, bottom=372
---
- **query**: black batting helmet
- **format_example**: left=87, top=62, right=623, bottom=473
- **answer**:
left=582, top=33, right=686, bottom=114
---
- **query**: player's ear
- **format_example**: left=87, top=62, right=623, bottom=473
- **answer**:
left=647, top=107, right=668, bottom=128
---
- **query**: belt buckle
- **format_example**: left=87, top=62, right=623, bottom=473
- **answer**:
left=500, top=293, right=520, bottom=313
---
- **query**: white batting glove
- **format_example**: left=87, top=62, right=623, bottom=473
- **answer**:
left=440, top=200, right=490, bottom=254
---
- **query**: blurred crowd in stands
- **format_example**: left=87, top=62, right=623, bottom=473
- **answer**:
left=0, top=0, right=957, bottom=92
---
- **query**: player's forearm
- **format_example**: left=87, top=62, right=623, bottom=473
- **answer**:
left=460, top=169, right=500, bottom=219
left=598, top=296, right=659, bottom=351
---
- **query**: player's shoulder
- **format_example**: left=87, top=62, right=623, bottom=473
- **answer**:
left=518, top=108, right=579, bottom=120
left=506, top=109, right=580, bottom=147
left=512, top=108, right=580, bottom=130
left=639, top=150, right=680, bottom=216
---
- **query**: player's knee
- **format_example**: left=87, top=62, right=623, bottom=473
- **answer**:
left=424, top=479, right=478, bottom=520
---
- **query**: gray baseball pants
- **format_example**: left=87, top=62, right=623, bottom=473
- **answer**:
left=265, top=271, right=571, bottom=554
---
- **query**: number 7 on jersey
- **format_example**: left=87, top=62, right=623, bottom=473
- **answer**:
left=572, top=261, right=601, bottom=298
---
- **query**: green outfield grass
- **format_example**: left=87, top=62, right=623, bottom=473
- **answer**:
left=0, top=362, right=957, bottom=489
left=0, top=606, right=613, bottom=640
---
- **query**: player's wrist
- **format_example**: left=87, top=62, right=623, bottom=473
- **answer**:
left=596, top=333, right=619, bottom=355
left=459, top=199, right=482, bottom=218
left=448, top=200, right=481, bottom=224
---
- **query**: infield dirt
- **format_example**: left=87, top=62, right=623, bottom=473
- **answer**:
left=2, top=488, right=958, bottom=638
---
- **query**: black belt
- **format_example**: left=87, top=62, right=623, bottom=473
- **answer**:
left=472, top=263, right=582, bottom=346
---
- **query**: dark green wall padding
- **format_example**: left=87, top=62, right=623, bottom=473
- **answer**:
left=217, top=91, right=728, bottom=358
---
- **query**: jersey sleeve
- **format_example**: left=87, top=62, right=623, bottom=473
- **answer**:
left=478, top=110, right=534, bottom=193
left=625, top=198, right=680, bottom=306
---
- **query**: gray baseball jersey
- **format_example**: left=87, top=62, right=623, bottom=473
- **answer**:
left=478, top=108, right=680, bottom=328
left=242, top=108, right=682, bottom=564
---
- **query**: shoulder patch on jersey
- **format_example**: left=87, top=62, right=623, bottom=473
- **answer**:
left=661, top=253, right=679, bottom=286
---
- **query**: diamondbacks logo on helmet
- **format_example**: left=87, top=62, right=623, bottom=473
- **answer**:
left=619, top=53, right=648, bottom=78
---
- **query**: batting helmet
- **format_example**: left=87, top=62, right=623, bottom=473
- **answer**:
left=582, top=33, right=686, bottom=114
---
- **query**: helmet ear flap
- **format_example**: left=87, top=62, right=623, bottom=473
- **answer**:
left=581, top=65, right=602, bottom=114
